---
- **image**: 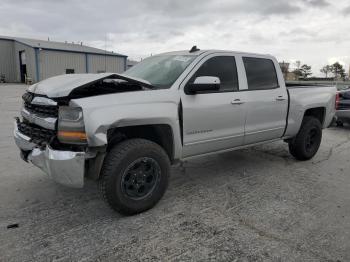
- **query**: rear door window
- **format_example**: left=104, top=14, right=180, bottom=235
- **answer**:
left=243, top=57, right=279, bottom=90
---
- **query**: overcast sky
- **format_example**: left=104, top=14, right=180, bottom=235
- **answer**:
left=1, top=0, right=349, bottom=76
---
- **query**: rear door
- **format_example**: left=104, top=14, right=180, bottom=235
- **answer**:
left=180, top=54, right=246, bottom=157
left=240, top=56, right=288, bottom=144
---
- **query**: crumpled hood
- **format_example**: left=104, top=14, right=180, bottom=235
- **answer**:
left=27, top=73, right=152, bottom=98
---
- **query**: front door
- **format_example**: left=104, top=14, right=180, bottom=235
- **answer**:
left=180, top=55, right=246, bottom=158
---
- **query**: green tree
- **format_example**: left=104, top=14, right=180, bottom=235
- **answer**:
left=292, top=61, right=312, bottom=79
left=300, top=64, right=312, bottom=79
left=331, top=62, right=346, bottom=80
left=320, top=65, right=332, bottom=78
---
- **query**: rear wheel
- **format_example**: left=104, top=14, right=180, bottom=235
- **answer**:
left=99, top=139, right=170, bottom=215
left=288, top=116, right=322, bottom=161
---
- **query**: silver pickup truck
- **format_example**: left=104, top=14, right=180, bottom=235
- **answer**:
left=14, top=48, right=337, bottom=214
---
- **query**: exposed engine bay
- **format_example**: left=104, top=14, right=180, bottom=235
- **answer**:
left=68, top=78, right=150, bottom=99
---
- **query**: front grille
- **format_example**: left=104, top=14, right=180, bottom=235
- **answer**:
left=22, top=93, right=58, bottom=118
left=18, top=121, right=56, bottom=146
left=20, top=93, right=59, bottom=146
left=24, top=102, right=58, bottom=117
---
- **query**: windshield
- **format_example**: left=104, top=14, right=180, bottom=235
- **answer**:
left=123, top=55, right=197, bottom=89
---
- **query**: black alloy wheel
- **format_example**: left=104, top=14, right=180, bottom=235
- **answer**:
left=121, top=157, right=161, bottom=200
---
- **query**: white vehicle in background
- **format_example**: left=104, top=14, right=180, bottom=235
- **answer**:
left=14, top=47, right=337, bottom=215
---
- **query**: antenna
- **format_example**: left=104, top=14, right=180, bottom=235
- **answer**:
left=104, top=34, right=107, bottom=72
left=189, top=45, right=200, bottom=53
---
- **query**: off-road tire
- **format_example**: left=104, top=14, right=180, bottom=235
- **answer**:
left=288, top=116, right=322, bottom=161
left=99, top=139, right=170, bottom=215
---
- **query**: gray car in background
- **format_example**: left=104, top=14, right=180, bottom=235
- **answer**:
left=335, top=86, right=350, bottom=126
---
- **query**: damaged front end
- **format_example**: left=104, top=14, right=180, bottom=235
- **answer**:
left=14, top=73, right=154, bottom=188
left=14, top=93, right=88, bottom=188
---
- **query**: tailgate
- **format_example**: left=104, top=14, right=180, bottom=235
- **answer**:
left=338, top=91, right=350, bottom=110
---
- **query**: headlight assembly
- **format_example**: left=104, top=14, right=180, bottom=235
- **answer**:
left=57, top=106, right=87, bottom=144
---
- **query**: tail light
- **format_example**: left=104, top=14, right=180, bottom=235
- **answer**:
left=335, top=92, right=340, bottom=110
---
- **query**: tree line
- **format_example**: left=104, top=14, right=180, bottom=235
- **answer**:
left=319, top=62, right=346, bottom=80
left=281, top=61, right=348, bottom=80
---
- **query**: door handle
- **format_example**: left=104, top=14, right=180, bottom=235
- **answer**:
left=276, top=96, right=286, bottom=101
left=231, top=99, right=245, bottom=105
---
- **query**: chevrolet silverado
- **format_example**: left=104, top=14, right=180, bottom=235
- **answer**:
left=14, top=48, right=337, bottom=214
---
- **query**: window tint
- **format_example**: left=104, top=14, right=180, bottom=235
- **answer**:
left=243, top=57, right=279, bottom=90
left=191, top=56, right=239, bottom=92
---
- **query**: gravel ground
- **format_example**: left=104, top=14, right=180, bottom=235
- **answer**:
left=0, top=83, right=349, bottom=262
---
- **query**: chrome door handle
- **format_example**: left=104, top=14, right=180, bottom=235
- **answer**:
left=276, top=96, right=286, bottom=101
left=231, top=99, right=245, bottom=105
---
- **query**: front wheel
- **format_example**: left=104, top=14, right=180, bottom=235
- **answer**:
left=288, top=116, right=322, bottom=161
left=99, top=139, right=170, bottom=215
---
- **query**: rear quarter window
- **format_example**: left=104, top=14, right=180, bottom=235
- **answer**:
left=243, top=57, right=279, bottom=90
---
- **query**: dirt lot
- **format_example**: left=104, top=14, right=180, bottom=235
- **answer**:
left=0, top=83, right=349, bottom=262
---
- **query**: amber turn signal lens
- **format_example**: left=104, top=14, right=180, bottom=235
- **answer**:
left=57, top=131, right=87, bottom=140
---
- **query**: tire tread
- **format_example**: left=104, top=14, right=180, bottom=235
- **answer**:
left=99, top=138, right=170, bottom=215
left=288, top=116, right=322, bottom=161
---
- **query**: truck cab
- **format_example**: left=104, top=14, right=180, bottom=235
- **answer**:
left=178, top=52, right=288, bottom=157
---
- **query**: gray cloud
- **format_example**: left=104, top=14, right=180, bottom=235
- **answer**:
left=342, top=5, right=350, bottom=15
left=302, top=0, right=330, bottom=7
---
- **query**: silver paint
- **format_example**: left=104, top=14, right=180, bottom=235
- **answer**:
left=15, top=50, right=337, bottom=188
left=21, top=107, right=57, bottom=130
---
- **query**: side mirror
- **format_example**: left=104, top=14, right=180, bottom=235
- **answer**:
left=185, top=76, right=220, bottom=94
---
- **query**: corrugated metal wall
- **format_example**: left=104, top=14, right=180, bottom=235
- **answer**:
left=0, top=40, right=127, bottom=83
left=87, top=54, right=125, bottom=73
left=0, top=40, right=16, bottom=82
left=14, top=42, right=37, bottom=82
left=39, top=50, right=86, bottom=80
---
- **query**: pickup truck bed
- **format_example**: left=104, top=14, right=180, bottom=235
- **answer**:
left=285, top=85, right=336, bottom=138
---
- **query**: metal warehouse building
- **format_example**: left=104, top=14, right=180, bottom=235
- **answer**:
left=0, top=36, right=127, bottom=83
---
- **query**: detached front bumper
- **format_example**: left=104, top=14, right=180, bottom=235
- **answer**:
left=14, top=122, right=86, bottom=188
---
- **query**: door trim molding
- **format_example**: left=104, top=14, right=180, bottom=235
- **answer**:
left=182, top=138, right=281, bottom=160
left=245, top=126, right=284, bottom=136
left=184, top=133, right=244, bottom=146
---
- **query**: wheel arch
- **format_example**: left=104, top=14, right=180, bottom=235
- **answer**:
left=106, top=124, right=175, bottom=164
left=303, top=107, right=326, bottom=125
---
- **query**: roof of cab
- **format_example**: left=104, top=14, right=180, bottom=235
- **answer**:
left=158, top=49, right=273, bottom=58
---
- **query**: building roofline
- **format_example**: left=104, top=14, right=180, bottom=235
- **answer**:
left=0, top=36, right=127, bottom=57
left=33, top=46, right=128, bottom=58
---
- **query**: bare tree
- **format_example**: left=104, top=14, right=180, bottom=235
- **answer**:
left=320, top=65, right=332, bottom=78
